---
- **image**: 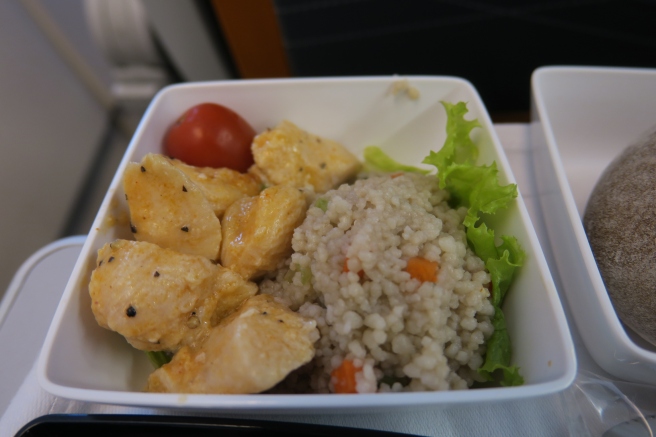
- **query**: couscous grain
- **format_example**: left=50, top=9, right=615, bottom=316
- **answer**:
left=260, top=172, right=494, bottom=393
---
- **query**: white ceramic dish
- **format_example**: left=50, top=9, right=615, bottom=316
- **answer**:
left=531, top=66, right=656, bottom=384
left=37, top=76, right=575, bottom=412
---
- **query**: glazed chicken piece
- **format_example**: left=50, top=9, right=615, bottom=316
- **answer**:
left=123, top=153, right=222, bottom=260
left=169, top=158, right=261, bottom=218
left=220, top=184, right=307, bottom=280
left=146, top=294, right=317, bottom=394
left=251, top=120, right=361, bottom=193
left=89, top=239, right=257, bottom=352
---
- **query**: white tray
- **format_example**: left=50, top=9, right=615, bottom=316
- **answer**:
left=531, top=66, right=656, bottom=384
left=0, top=236, right=85, bottom=415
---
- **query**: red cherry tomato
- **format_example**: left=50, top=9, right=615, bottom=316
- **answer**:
left=163, top=103, right=256, bottom=172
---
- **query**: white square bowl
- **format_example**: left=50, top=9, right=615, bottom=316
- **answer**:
left=531, top=66, right=656, bottom=384
left=37, top=76, right=575, bottom=412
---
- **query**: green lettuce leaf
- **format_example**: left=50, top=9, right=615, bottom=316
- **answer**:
left=487, top=236, right=526, bottom=306
left=363, top=146, right=431, bottom=174
left=478, top=310, right=525, bottom=386
left=146, top=351, right=171, bottom=368
left=422, top=101, right=480, bottom=188
left=438, top=163, right=491, bottom=208
left=468, top=225, right=526, bottom=307
left=467, top=164, right=517, bottom=220
left=424, top=100, right=525, bottom=386
left=466, top=221, right=498, bottom=264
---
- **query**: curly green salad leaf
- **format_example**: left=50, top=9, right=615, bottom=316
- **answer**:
left=364, top=101, right=525, bottom=387
left=146, top=351, right=172, bottom=368
left=362, top=146, right=431, bottom=174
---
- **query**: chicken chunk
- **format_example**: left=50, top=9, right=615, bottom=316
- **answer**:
left=146, top=294, right=317, bottom=394
left=89, top=239, right=257, bottom=351
left=251, top=120, right=361, bottom=193
left=220, top=184, right=307, bottom=280
left=123, top=153, right=222, bottom=260
left=169, top=158, right=261, bottom=217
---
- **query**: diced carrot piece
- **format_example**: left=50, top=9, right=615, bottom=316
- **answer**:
left=343, top=257, right=364, bottom=279
left=331, top=359, right=361, bottom=394
left=390, top=172, right=404, bottom=179
left=405, top=257, right=439, bottom=283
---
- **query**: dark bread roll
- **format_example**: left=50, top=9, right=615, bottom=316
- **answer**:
left=583, top=127, right=656, bottom=346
